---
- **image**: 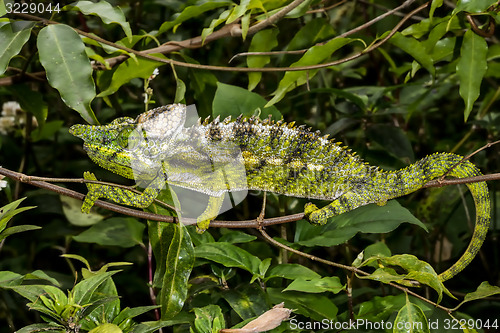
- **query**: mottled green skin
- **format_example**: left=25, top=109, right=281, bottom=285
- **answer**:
left=70, top=104, right=490, bottom=281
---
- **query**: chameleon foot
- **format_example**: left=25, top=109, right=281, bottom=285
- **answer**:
left=195, top=218, right=211, bottom=234
left=304, top=202, right=328, bottom=225
left=82, top=171, right=100, bottom=213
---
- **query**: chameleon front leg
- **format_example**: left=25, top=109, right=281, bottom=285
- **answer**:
left=195, top=194, right=225, bottom=233
left=81, top=171, right=162, bottom=213
left=304, top=192, right=381, bottom=225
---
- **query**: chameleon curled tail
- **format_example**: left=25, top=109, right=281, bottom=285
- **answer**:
left=304, top=153, right=490, bottom=282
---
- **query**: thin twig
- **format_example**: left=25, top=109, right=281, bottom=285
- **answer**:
left=258, top=226, right=453, bottom=312
left=1, top=165, right=499, bottom=227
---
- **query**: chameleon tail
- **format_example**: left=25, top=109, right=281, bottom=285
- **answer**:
left=395, top=153, right=490, bottom=281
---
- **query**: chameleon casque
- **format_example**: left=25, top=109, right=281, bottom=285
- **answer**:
left=70, top=104, right=490, bottom=281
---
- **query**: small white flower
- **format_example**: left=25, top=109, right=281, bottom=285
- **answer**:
left=0, top=174, right=6, bottom=191
left=149, top=68, right=159, bottom=80
left=2, top=101, right=21, bottom=117
left=0, top=116, right=15, bottom=135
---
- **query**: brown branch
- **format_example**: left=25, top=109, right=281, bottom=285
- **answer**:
left=1, top=165, right=498, bottom=228
left=258, top=226, right=453, bottom=313
left=1, top=0, right=429, bottom=88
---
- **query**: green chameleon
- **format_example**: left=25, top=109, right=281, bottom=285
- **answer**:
left=70, top=104, right=490, bottom=281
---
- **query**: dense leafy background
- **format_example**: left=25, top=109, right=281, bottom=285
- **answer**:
left=0, top=0, right=499, bottom=332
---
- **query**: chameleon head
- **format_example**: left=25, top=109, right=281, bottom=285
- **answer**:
left=69, top=104, right=189, bottom=182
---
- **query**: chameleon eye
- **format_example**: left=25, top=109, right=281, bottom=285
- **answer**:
left=117, top=127, right=141, bottom=151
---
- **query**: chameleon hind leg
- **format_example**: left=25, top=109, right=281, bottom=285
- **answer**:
left=304, top=192, right=378, bottom=225
left=81, top=171, right=162, bottom=213
left=195, top=194, right=225, bottom=233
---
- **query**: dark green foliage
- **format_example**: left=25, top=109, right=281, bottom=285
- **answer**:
left=0, top=1, right=499, bottom=332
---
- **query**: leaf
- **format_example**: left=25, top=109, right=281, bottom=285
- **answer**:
left=390, top=32, right=435, bottom=76
left=72, top=271, right=117, bottom=305
left=66, top=1, right=132, bottom=40
left=295, top=200, right=427, bottom=247
left=15, top=323, right=65, bottom=333
left=358, top=254, right=453, bottom=303
left=222, top=286, right=268, bottom=320
left=89, top=323, right=122, bottom=333
left=0, top=21, right=34, bottom=75
left=0, top=225, right=41, bottom=242
left=213, top=82, right=281, bottom=120
left=267, top=38, right=355, bottom=106
left=97, top=55, right=166, bottom=97
left=247, top=28, right=279, bottom=90
left=37, top=24, right=97, bottom=124
left=457, top=29, right=488, bottom=120
left=193, top=305, right=225, bottom=333
left=159, top=2, right=232, bottom=34
left=219, top=230, right=257, bottom=244
left=454, top=281, right=500, bottom=309
left=195, top=242, right=262, bottom=275
left=283, top=277, right=345, bottom=294
left=267, top=288, right=338, bottom=322
left=112, top=305, right=160, bottom=326
left=9, top=84, right=48, bottom=129
left=61, top=196, right=104, bottom=227
left=160, top=223, right=195, bottom=319
left=148, top=221, right=176, bottom=288
left=357, top=295, right=406, bottom=321
left=73, top=217, right=145, bottom=248
left=453, top=0, right=498, bottom=14
left=0, top=271, right=23, bottom=288
left=0, top=198, right=36, bottom=232
left=394, top=302, right=430, bottom=333
left=265, top=263, right=321, bottom=281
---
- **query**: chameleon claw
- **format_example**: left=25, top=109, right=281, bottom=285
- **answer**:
left=196, top=219, right=211, bottom=234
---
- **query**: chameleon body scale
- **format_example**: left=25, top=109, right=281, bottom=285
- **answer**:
left=70, top=104, right=490, bottom=281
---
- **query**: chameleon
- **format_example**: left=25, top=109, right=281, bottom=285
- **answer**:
left=70, top=103, right=490, bottom=281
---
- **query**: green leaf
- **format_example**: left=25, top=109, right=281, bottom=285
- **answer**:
left=366, top=124, right=415, bottom=161
left=0, top=198, right=35, bottom=232
left=213, top=82, right=281, bottom=120
left=15, top=323, right=65, bottom=333
left=73, top=217, right=145, bottom=248
left=160, top=223, right=194, bottom=319
left=148, top=221, right=175, bottom=288
left=61, top=196, right=104, bottom=227
left=457, top=29, right=488, bottom=120
left=267, top=38, right=355, bottom=106
left=9, top=84, right=48, bottom=129
left=394, top=302, right=430, bottom=333
left=8, top=284, right=67, bottom=304
left=247, top=28, right=279, bottom=90
left=112, top=305, right=160, bottom=326
left=295, top=200, right=427, bottom=247
left=358, top=254, right=453, bottom=303
left=454, top=281, right=500, bottom=309
left=265, top=263, right=321, bottom=281
left=0, top=271, right=23, bottom=288
left=390, top=32, right=435, bottom=76
left=0, top=225, right=41, bottom=241
left=61, top=254, right=91, bottom=270
left=66, top=1, right=132, bottom=40
left=37, top=24, right=97, bottom=124
left=430, top=0, right=444, bottom=18
left=159, top=2, right=232, bottom=34
left=453, top=0, right=498, bottom=14
left=195, top=242, right=262, bottom=275
left=222, top=286, right=268, bottom=320
left=89, top=323, right=122, bottom=333
left=357, top=295, right=406, bottom=321
left=218, top=230, right=257, bottom=244
left=283, top=277, right=345, bottom=294
left=97, top=55, right=165, bottom=97
left=193, top=305, right=225, bottom=333
left=72, top=271, right=117, bottom=305
left=0, top=21, right=34, bottom=75
left=267, top=288, right=337, bottom=322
